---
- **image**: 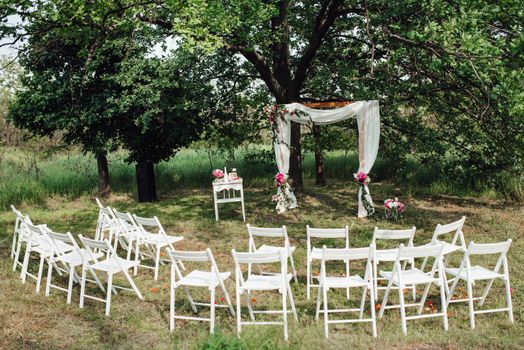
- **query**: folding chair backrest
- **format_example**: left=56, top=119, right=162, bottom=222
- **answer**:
left=113, top=208, right=133, bottom=223
left=307, top=226, right=348, bottom=239
left=397, top=243, right=444, bottom=260
left=247, top=224, right=286, bottom=238
left=432, top=216, right=466, bottom=243
left=167, top=249, right=211, bottom=263
left=467, top=240, right=512, bottom=256
left=372, top=227, right=416, bottom=247
left=95, top=197, right=105, bottom=209
left=47, top=230, right=78, bottom=253
left=321, top=246, right=374, bottom=261
left=232, top=250, right=282, bottom=265
left=133, top=214, right=161, bottom=234
left=11, top=205, right=24, bottom=220
left=79, top=234, right=111, bottom=253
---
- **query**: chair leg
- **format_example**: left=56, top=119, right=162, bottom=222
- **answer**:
left=13, top=241, right=23, bottom=272
left=79, top=266, right=87, bottom=308
left=315, top=285, right=322, bottom=320
left=20, top=247, right=31, bottom=282
left=122, top=268, right=143, bottom=300
left=219, top=281, right=235, bottom=316
left=323, top=284, right=329, bottom=338
left=133, top=241, right=139, bottom=276
left=467, top=279, right=475, bottom=329
left=35, top=256, right=45, bottom=293
left=210, top=286, right=216, bottom=334
left=67, top=265, right=75, bottom=304
left=479, top=278, right=495, bottom=306
left=504, top=278, right=514, bottom=323
left=287, top=282, right=298, bottom=321
left=183, top=286, right=198, bottom=313
left=105, top=273, right=113, bottom=316
left=154, top=246, right=161, bottom=281
left=373, top=261, right=378, bottom=301
left=359, top=286, right=367, bottom=319
left=379, top=280, right=393, bottom=319
left=370, top=283, right=377, bottom=337
left=170, top=283, right=176, bottom=333
left=417, top=282, right=433, bottom=315
left=10, top=231, right=18, bottom=260
left=346, top=260, right=350, bottom=300
left=283, top=287, right=288, bottom=341
left=398, top=283, right=407, bottom=336
left=306, top=259, right=311, bottom=300
left=45, top=260, right=53, bottom=297
left=289, top=254, right=298, bottom=283
left=236, top=289, right=241, bottom=338
left=245, top=292, right=255, bottom=321
left=440, top=274, right=448, bottom=331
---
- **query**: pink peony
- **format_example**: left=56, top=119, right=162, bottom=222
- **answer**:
left=212, top=169, right=224, bottom=179
left=275, top=172, right=286, bottom=187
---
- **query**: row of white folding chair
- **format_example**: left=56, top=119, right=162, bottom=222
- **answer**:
left=166, top=247, right=297, bottom=341
left=95, top=199, right=184, bottom=280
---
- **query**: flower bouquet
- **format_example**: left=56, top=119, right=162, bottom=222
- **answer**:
left=272, top=172, right=294, bottom=213
left=354, top=171, right=375, bottom=216
left=384, top=197, right=406, bottom=221
left=212, top=169, right=224, bottom=182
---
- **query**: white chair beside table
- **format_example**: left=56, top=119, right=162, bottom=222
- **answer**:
left=167, top=248, right=234, bottom=334
left=315, top=245, right=377, bottom=338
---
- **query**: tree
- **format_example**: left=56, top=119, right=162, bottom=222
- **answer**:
left=4, top=1, right=214, bottom=201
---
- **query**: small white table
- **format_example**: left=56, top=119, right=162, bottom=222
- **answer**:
left=212, top=178, right=246, bottom=221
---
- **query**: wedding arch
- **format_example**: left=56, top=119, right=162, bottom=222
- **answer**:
left=268, top=100, right=380, bottom=217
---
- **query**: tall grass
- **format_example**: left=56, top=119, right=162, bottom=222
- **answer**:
left=1, top=146, right=522, bottom=209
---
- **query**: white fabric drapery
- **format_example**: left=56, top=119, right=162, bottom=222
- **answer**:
left=273, top=100, right=380, bottom=217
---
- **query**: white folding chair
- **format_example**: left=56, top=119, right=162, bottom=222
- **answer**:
left=94, top=198, right=118, bottom=243
left=18, top=222, right=61, bottom=293
left=378, top=244, right=448, bottom=335
left=45, top=231, right=105, bottom=304
left=315, top=245, right=377, bottom=338
left=231, top=249, right=298, bottom=341
left=167, top=248, right=235, bottom=334
left=306, top=225, right=349, bottom=299
left=78, top=235, right=143, bottom=316
left=133, top=214, right=184, bottom=280
left=246, top=224, right=297, bottom=283
left=111, top=209, right=145, bottom=275
left=445, top=240, right=513, bottom=329
left=371, top=227, right=416, bottom=301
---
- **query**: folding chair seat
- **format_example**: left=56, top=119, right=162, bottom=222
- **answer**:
left=231, top=250, right=298, bottom=341
left=167, top=248, right=234, bottom=334
left=78, top=235, right=143, bottom=316
left=45, top=231, right=105, bottom=304
left=246, top=224, right=297, bottom=283
left=306, top=225, right=349, bottom=299
left=378, top=244, right=448, bottom=335
left=315, top=245, right=377, bottom=338
left=371, top=227, right=416, bottom=300
left=446, top=240, right=513, bottom=329
left=133, top=214, right=184, bottom=280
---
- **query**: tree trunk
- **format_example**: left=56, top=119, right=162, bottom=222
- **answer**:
left=289, top=116, right=303, bottom=189
left=313, top=124, right=326, bottom=186
left=96, top=152, right=110, bottom=195
left=135, top=160, right=157, bottom=202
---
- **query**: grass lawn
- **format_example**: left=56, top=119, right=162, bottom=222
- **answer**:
left=0, top=180, right=522, bottom=349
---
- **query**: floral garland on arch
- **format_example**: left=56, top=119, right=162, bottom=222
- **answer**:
left=272, top=172, right=294, bottom=213
left=354, top=171, right=375, bottom=216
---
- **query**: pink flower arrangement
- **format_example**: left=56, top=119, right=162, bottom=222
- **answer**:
left=354, top=171, right=370, bottom=185
left=212, top=169, right=224, bottom=179
left=275, top=172, right=286, bottom=187
left=384, top=197, right=405, bottom=213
